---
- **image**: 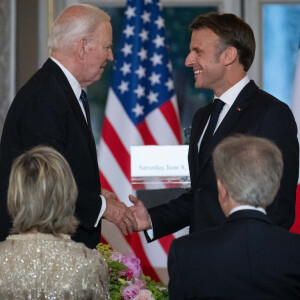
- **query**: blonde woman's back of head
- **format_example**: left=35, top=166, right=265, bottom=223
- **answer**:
left=8, top=146, right=79, bottom=235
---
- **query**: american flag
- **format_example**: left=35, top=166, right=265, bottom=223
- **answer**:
left=98, top=0, right=184, bottom=283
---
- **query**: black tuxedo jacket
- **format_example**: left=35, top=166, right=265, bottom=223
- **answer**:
left=0, top=59, right=102, bottom=248
left=168, top=210, right=300, bottom=300
left=148, top=81, right=299, bottom=240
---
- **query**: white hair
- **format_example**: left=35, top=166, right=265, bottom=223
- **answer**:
left=48, top=4, right=110, bottom=54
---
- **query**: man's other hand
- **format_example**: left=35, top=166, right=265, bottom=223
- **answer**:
left=128, top=194, right=152, bottom=231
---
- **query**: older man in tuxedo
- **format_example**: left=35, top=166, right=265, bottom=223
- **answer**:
left=168, top=135, right=300, bottom=299
left=0, top=4, right=136, bottom=248
left=129, top=12, right=298, bottom=242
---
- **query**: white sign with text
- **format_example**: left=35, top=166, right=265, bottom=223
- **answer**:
left=131, top=145, right=189, bottom=177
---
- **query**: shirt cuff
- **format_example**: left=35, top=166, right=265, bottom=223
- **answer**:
left=94, top=195, right=106, bottom=227
left=146, top=219, right=154, bottom=240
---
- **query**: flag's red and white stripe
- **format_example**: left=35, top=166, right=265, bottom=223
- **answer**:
left=98, top=0, right=189, bottom=283
left=98, top=89, right=185, bottom=283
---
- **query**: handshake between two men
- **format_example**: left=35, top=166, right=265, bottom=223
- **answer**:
left=102, top=190, right=150, bottom=236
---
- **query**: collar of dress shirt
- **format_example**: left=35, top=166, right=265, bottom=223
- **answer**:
left=230, top=205, right=266, bottom=215
left=50, top=57, right=82, bottom=100
left=215, top=75, right=250, bottom=106
left=197, top=76, right=251, bottom=149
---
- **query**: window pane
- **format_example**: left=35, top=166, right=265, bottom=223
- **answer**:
left=88, top=6, right=217, bottom=144
left=263, top=4, right=300, bottom=107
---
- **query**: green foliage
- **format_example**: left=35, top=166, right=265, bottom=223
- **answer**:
left=96, top=243, right=169, bottom=299
left=96, top=243, right=112, bottom=260
left=142, top=275, right=169, bottom=300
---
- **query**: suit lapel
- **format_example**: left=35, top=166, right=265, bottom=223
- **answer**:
left=214, top=81, right=259, bottom=141
left=189, top=104, right=212, bottom=180
left=42, top=59, right=98, bottom=167
left=198, top=81, right=259, bottom=174
left=193, top=104, right=213, bottom=144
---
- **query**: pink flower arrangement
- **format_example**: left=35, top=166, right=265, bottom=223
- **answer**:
left=122, top=284, right=140, bottom=300
left=119, top=253, right=141, bottom=278
left=133, top=290, right=155, bottom=300
left=96, top=243, right=168, bottom=300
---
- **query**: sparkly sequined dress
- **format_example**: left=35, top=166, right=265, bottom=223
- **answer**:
left=0, top=233, right=109, bottom=299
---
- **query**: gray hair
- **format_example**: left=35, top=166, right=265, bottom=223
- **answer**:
left=213, top=135, right=283, bottom=207
left=48, top=4, right=110, bottom=53
left=7, top=146, right=79, bottom=235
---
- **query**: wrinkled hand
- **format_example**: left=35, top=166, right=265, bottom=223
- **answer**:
left=102, top=192, right=138, bottom=235
left=101, top=189, right=117, bottom=201
left=128, top=194, right=152, bottom=231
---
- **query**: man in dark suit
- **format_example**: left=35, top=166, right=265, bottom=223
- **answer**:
left=129, top=12, right=298, bottom=240
left=0, top=4, right=136, bottom=248
left=168, top=135, right=300, bottom=299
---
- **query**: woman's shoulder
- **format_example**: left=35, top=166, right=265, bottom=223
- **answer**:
left=67, top=239, right=107, bottom=266
left=1, top=233, right=107, bottom=268
left=0, top=234, right=109, bottom=300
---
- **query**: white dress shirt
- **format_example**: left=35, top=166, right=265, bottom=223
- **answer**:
left=230, top=205, right=266, bottom=215
left=50, top=57, right=106, bottom=227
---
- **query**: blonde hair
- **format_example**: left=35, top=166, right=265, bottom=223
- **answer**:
left=8, top=146, right=79, bottom=235
left=48, top=4, right=110, bottom=54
